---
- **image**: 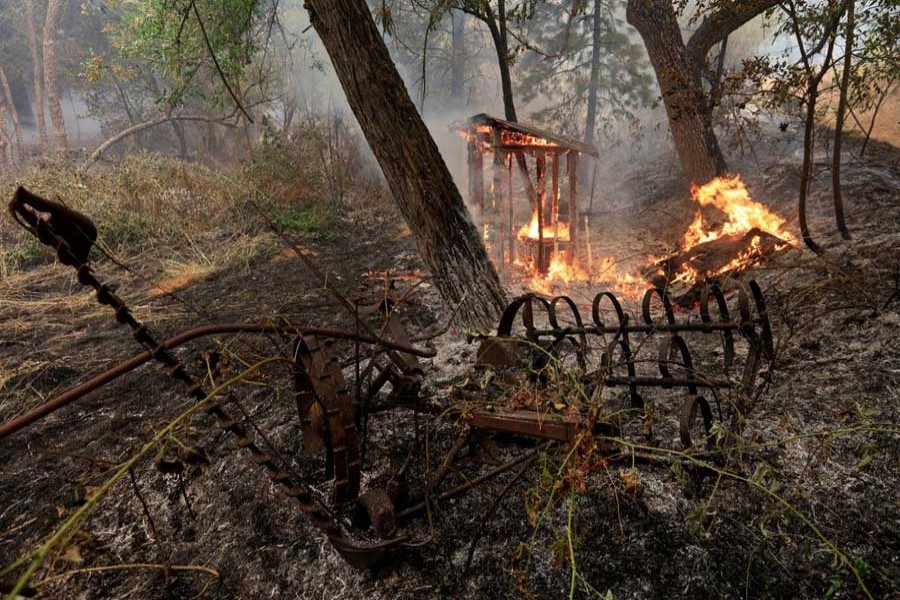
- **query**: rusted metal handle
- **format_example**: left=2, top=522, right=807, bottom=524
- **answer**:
left=9, top=186, right=97, bottom=265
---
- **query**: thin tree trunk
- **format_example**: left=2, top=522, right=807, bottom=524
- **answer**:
left=583, top=0, right=603, bottom=149
left=832, top=0, right=854, bottom=240
left=627, top=0, right=727, bottom=185
left=482, top=1, right=516, bottom=122
left=450, top=10, right=466, bottom=105
left=306, top=0, right=507, bottom=327
left=0, top=67, right=24, bottom=159
left=0, top=107, right=10, bottom=168
left=43, top=0, right=68, bottom=150
left=581, top=0, right=604, bottom=185
left=24, top=0, right=48, bottom=152
left=798, top=82, right=823, bottom=254
left=789, top=0, right=842, bottom=255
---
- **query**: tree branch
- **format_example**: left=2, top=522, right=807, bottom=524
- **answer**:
left=85, top=114, right=237, bottom=167
left=686, top=0, right=782, bottom=67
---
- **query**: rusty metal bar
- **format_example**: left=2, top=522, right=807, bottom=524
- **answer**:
left=604, top=376, right=732, bottom=389
left=528, top=322, right=744, bottom=336
left=395, top=449, right=539, bottom=520
left=0, top=323, right=435, bottom=440
left=470, top=410, right=617, bottom=442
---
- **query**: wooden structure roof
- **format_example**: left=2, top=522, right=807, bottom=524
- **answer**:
left=465, top=113, right=599, bottom=158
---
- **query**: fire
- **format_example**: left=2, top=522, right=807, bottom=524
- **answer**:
left=517, top=210, right=570, bottom=240
left=652, top=175, right=794, bottom=286
left=682, top=175, right=793, bottom=251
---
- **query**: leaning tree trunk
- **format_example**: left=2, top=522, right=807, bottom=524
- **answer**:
left=627, top=0, right=727, bottom=185
left=305, top=0, right=507, bottom=327
left=43, top=0, right=68, bottom=150
left=24, top=0, right=48, bottom=152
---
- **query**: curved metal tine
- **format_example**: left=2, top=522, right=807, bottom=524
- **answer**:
left=657, top=335, right=698, bottom=395
left=749, top=280, right=775, bottom=359
left=593, top=290, right=630, bottom=370
left=549, top=296, right=588, bottom=369
left=679, top=395, right=714, bottom=450
left=496, top=294, right=533, bottom=337
left=641, top=286, right=677, bottom=328
left=700, top=283, right=736, bottom=375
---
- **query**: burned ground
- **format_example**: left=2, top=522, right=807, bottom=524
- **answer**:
left=1, top=131, right=899, bottom=599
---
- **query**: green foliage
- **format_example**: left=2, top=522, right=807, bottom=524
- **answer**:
left=113, top=0, right=266, bottom=110
left=268, top=202, right=338, bottom=238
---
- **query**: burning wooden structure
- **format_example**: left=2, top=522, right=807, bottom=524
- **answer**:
left=460, top=114, right=598, bottom=278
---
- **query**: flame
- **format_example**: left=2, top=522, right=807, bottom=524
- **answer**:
left=656, top=175, right=793, bottom=285
left=683, top=175, right=793, bottom=251
left=500, top=130, right=559, bottom=147
left=517, top=210, right=570, bottom=240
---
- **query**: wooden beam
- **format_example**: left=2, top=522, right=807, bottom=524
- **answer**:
left=551, top=153, right=560, bottom=258
left=536, top=153, right=546, bottom=274
left=507, top=153, right=515, bottom=263
left=474, top=144, right=485, bottom=214
left=567, top=151, right=579, bottom=263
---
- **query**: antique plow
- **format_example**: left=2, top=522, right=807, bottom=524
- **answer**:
left=4, top=187, right=430, bottom=568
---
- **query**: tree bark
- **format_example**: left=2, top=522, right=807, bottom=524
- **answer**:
left=0, top=67, right=24, bottom=159
left=43, top=0, right=68, bottom=150
left=24, top=0, right=48, bottom=152
left=832, top=0, right=854, bottom=240
left=305, top=0, right=507, bottom=328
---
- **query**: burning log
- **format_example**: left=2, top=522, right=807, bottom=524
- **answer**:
left=648, top=228, right=787, bottom=292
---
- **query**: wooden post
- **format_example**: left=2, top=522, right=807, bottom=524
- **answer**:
left=507, top=152, right=515, bottom=263
left=492, top=129, right=502, bottom=211
left=473, top=140, right=485, bottom=216
left=467, top=136, right=476, bottom=203
left=551, top=152, right=560, bottom=259
left=567, top=151, right=579, bottom=264
left=492, top=130, right=503, bottom=265
left=536, top=153, right=546, bottom=274
left=584, top=214, right=593, bottom=283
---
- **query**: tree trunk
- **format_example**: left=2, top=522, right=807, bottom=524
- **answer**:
left=798, top=80, right=823, bottom=254
left=583, top=0, right=603, bottom=149
left=0, top=107, right=10, bottom=168
left=484, top=1, right=517, bottom=121
left=627, top=0, right=726, bottom=185
left=450, top=10, right=466, bottom=105
left=0, top=67, right=24, bottom=160
left=24, top=0, right=48, bottom=152
left=832, top=0, right=854, bottom=240
left=43, top=0, right=68, bottom=150
left=306, top=0, right=507, bottom=327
